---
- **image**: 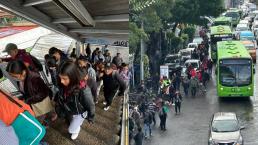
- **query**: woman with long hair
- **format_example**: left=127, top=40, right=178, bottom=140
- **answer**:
left=56, top=60, right=95, bottom=140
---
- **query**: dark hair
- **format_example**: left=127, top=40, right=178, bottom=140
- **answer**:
left=46, top=56, right=57, bottom=67
left=6, top=60, right=27, bottom=75
left=138, top=127, right=142, bottom=132
left=58, top=60, right=81, bottom=95
left=79, top=67, right=88, bottom=79
left=49, top=47, right=59, bottom=56
left=96, top=47, right=100, bottom=50
left=44, top=54, right=50, bottom=60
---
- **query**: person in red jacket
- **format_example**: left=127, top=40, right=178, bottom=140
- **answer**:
left=0, top=43, right=36, bottom=71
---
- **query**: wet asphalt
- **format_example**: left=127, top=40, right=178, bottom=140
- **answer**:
left=144, top=62, right=258, bottom=145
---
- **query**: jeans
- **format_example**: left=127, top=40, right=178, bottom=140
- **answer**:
left=144, top=123, right=151, bottom=137
left=191, top=87, right=197, bottom=97
left=183, top=85, right=189, bottom=96
left=175, top=102, right=181, bottom=113
left=160, top=115, right=167, bottom=130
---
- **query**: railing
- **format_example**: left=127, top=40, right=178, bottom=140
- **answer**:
left=120, top=91, right=129, bottom=145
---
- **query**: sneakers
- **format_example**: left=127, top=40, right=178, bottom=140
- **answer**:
left=71, top=133, right=79, bottom=140
left=103, top=102, right=107, bottom=105
left=104, top=106, right=110, bottom=111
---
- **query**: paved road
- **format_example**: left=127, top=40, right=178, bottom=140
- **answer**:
left=144, top=63, right=258, bottom=145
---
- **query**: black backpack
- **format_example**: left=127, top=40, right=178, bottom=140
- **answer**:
left=30, top=54, right=43, bottom=71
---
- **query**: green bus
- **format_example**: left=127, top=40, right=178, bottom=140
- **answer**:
left=224, top=9, right=241, bottom=27
left=212, top=16, right=232, bottom=29
left=216, top=41, right=254, bottom=97
left=210, top=25, right=233, bottom=61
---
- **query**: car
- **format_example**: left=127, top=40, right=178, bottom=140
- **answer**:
left=239, top=19, right=249, bottom=26
left=164, top=54, right=181, bottom=74
left=187, top=43, right=198, bottom=49
left=241, top=40, right=256, bottom=63
left=252, top=21, right=258, bottom=33
left=208, top=112, right=244, bottom=145
left=184, top=59, right=200, bottom=70
left=234, top=23, right=250, bottom=39
left=239, top=31, right=255, bottom=42
left=178, top=48, right=195, bottom=62
left=193, top=37, right=203, bottom=45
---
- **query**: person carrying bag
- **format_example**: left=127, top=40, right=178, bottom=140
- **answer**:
left=0, top=89, right=46, bottom=145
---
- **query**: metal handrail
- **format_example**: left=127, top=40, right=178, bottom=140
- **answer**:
left=120, top=90, right=129, bottom=145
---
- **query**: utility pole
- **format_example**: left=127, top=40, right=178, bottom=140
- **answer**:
left=140, top=21, right=144, bottom=81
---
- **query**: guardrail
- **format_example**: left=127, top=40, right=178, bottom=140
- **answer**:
left=120, top=91, right=129, bottom=145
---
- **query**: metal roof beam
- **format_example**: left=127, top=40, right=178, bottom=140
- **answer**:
left=55, top=0, right=95, bottom=26
left=52, top=18, right=76, bottom=24
left=94, top=14, right=129, bottom=23
left=70, top=29, right=129, bottom=35
left=23, top=0, right=53, bottom=7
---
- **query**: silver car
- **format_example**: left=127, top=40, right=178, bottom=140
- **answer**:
left=208, top=112, right=244, bottom=145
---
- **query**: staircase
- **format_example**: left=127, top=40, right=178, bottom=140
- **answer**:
left=44, top=94, right=124, bottom=145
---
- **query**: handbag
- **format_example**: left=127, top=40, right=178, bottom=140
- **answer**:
left=1, top=90, right=46, bottom=145
left=31, top=96, right=54, bottom=117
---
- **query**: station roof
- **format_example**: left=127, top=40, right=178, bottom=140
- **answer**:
left=0, top=0, right=129, bottom=42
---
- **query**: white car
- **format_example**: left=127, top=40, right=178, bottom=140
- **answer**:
left=192, top=37, right=203, bottom=45
left=208, top=112, right=244, bottom=145
left=234, top=23, right=250, bottom=39
left=184, top=59, right=200, bottom=70
left=239, top=19, right=249, bottom=26
left=187, top=43, right=198, bottom=49
left=252, top=21, right=258, bottom=34
left=178, top=48, right=195, bottom=62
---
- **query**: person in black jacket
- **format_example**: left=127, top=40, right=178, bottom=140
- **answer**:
left=102, top=63, right=126, bottom=111
left=134, top=127, right=144, bottom=145
left=56, top=60, right=95, bottom=140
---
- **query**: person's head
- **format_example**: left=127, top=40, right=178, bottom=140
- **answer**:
left=46, top=55, right=57, bottom=68
left=104, top=63, right=114, bottom=75
left=49, top=47, right=61, bottom=61
left=77, top=55, right=89, bottom=68
left=79, top=67, right=89, bottom=81
left=96, top=47, right=100, bottom=51
left=44, top=54, right=50, bottom=60
left=138, top=127, right=142, bottom=132
left=121, top=63, right=128, bottom=71
left=87, top=43, right=90, bottom=48
left=6, top=60, right=27, bottom=81
left=117, top=53, right=121, bottom=57
left=58, top=60, right=81, bottom=90
left=4, top=43, right=18, bottom=59
left=72, top=48, right=75, bottom=52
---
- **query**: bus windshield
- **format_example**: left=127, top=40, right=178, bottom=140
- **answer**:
left=219, top=59, right=252, bottom=87
left=211, top=34, right=233, bottom=51
left=225, top=12, right=239, bottom=19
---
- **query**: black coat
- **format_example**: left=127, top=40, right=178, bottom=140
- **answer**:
left=56, top=86, right=95, bottom=121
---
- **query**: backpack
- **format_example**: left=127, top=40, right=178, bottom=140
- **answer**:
left=30, top=54, right=43, bottom=71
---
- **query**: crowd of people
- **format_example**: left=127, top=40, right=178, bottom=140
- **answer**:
left=129, top=27, right=213, bottom=145
left=0, top=43, right=130, bottom=144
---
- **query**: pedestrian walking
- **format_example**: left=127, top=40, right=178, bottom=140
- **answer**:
left=190, top=76, right=199, bottom=97
left=159, top=101, right=168, bottom=131
left=102, top=63, right=126, bottom=111
left=55, top=61, right=95, bottom=140
left=207, top=59, right=213, bottom=76
left=148, top=98, right=157, bottom=126
left=134, top=127, right=144, bottom=145
left=143, top=110, right=153, bottom=138
left=174, top=91, right=182, bottom=115
left=182, top=76, right=190, bottom=96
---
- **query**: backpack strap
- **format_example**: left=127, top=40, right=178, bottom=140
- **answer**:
left=0, top=89, right=23, bottom=109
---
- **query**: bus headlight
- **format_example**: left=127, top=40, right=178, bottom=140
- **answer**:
left=220, top=87, right=223, bottom=90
